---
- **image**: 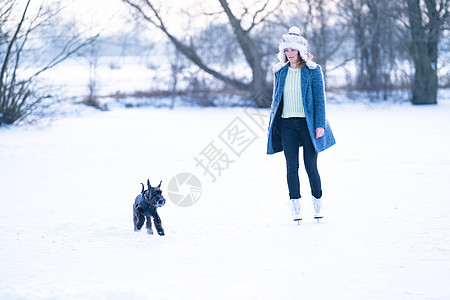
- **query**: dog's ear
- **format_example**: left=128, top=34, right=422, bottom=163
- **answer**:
left=141, top=183, right=145, bottom=194
left=147, top=179, right=152, bottom=189
left=158, top=180, right=162, bottom=188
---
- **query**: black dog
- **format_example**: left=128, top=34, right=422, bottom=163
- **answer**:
left=133, top=179, right=166, bottom=235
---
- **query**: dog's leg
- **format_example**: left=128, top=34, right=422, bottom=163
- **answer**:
left=135, top=213, right=145, bottom=231
left=153, top=212, right=165, bottom=236
left=133, top=206, right=139, bottom=231
left=133, top=213, right=139, bottom=231
left=146, top=216, right=154, bottom=235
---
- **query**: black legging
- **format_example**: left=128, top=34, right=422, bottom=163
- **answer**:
left=280, top=117, right=322, bottom=199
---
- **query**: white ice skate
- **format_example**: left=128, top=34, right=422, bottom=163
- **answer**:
left=291, top=198, right=302, bottom=222
left=312, top=196, right=323, bottom=220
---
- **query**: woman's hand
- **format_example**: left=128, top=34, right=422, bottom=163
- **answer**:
left=315, top=127, right=324, bottom=139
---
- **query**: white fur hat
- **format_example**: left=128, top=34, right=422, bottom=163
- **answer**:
left=277, top=26, right=310, bottom=63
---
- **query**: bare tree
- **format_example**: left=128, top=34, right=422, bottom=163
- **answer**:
left=281, top=0, right=351, bottom=80
left=84, top=40, right=102, bottom=109
left=122, top=0, right=282, bottom=107
left=401, top=0, right=449, bottom=104
left=0, top=0, right=98, bottom=125
left=340, top=0, right=401, bottom=98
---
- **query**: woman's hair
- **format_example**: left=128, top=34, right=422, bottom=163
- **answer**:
left=283, top=48, right=314, bottom=64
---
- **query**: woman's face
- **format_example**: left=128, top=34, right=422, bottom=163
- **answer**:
left=284, top=48, right=300, bottom=65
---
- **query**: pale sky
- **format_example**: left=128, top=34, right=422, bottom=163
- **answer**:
left=57, top=0, right=132, bottom=35
left=49, top=0, right=214, bottom=37
left=46, top=0, right=280, bottom=37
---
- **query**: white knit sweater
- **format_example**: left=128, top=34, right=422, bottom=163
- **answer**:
left=281, top=67, right=305, bottom=118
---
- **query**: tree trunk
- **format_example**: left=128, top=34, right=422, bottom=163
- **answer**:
left=410, top=51, right=438, bottom=105
left=217, top=0, right=270, bottom=106
left=407, top=0, right=441, bottom=105
left=124, top=0, right=277, bottom=107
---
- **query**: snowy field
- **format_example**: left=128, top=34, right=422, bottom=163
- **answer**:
left=1, top=93, right=450, bottom=299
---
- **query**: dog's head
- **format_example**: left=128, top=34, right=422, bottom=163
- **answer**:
left=142, top=179, right=166, bottom=208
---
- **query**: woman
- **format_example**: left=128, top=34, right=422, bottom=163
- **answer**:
left=267, top=26, right=335, bottom=222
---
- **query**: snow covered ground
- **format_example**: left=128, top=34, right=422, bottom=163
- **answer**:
left=1, top=95, right=450, bottom=299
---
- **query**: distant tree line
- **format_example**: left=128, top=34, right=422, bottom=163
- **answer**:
left=123, top=0, right=449, bottom=105
left=1, top=0, right=448, bottom=125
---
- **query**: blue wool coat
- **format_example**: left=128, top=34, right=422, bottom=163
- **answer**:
left=267, top=62, right=335, bottom=154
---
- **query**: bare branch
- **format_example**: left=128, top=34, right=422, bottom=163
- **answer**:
left=247, top=0, right=283, bottom=32
left=30, top=33, right=100, bottom=80
left=122, top=0, right=250, bottom=90
left=1, top=0, right=31, bottom=88
left=0, top=1, right=14, bottom=23
left=1, top=0, right=101, bottom=124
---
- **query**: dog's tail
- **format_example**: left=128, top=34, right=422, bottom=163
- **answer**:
left=141, top=183, right=145, bottom=195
